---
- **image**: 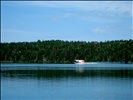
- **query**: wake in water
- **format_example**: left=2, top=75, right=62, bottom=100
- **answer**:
left=84, top=62, right=98, bottom=64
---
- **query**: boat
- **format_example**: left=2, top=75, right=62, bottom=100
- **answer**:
left=74, top=59, right=85, bottom=64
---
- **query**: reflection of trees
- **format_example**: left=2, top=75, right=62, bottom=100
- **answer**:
left=1, top=69, right=133, bottom=78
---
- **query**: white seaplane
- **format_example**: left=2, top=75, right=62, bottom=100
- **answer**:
left=74, top=59, right=97, bottom=64
left=74, top=59, right=85, bottom=64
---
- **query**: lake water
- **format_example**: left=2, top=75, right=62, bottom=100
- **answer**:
left=1, top=63, right=133, bottom=100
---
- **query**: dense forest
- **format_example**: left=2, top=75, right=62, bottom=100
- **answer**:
left=1, top=39, right=133, bottom=63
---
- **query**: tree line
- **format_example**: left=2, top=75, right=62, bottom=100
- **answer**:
left=1, top=39, right=133, bottom=63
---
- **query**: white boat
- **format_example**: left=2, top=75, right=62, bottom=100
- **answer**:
left=74, top=59, right=98, bottom=64
left=74, top=60, right=85, bottom=64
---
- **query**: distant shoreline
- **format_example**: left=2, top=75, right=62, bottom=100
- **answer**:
left=1, top=39, right=133, bottom=64
left=1, top=61, right=133, bottom=64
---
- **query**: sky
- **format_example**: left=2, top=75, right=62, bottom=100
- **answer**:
left=1, top=1, right=133, bottom=43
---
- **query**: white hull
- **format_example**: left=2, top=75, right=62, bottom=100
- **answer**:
left=74, top=60, right=85, bottom=64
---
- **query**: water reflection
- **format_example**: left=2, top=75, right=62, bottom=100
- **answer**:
left=1, top=64, right=133, bottom=85
left=1, top=69, right=133, bottom=79
left=1, top=64, right=133, bottom=100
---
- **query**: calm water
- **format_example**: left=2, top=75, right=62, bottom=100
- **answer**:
left=1, top=63, right=133, bottom=100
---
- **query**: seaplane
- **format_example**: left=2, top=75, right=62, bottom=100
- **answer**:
left=74, top=59, right=98, bottom=64
left=74, top=59, right=85, bottom=64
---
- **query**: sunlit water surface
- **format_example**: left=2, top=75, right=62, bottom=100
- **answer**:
left=1, top=63, right=133, bottom=100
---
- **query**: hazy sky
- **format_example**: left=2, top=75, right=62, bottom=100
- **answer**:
left=1, top=1, right=133, bottom=42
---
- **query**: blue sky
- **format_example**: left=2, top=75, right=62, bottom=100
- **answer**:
left=1, top=1, right=133, bottom=43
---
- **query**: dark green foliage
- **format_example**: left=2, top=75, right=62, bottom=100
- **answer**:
left=1, top=39, right=133, bottom=63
